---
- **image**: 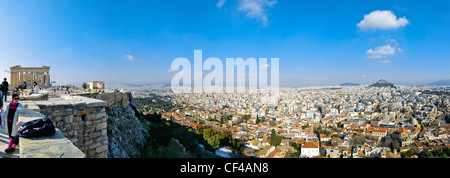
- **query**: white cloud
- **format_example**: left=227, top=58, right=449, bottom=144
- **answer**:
left=366, top=44, right=397, bottom=59
left=236, top=0, right=277, bottom=26
left=167, top=68, right=178, bottom=73
left=366, top=39, right=403, bottom=59
left=260, top=64, right=270, bottom=68
left=125, top=54, right=135, bottom=61
left=216, top=0, right=226, bottom=8
left=298, top=66, right=305, bottom=71
left=357, top=10, right=409, bottom=31
left=377, top=60, right=392, bottom=63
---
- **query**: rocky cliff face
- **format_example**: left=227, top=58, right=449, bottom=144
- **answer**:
left=74, top=91, right=150, bottom=158
left=106, top=103, right=149, bottom=158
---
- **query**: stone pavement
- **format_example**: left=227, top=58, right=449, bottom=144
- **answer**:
left=0, top=95, right=20, bottom=158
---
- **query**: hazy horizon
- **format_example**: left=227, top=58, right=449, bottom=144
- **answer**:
left=71, top=78, right=450, bottom=90
left=1, top=0, right=449, bottom=87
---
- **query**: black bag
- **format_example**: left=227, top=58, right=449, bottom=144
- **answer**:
left=13, top=118, right=56, bottom=145
left=16, top=118, right=56, bottom=138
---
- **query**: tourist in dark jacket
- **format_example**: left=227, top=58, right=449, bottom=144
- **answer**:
left=22, top=81, right=27, bottom=89
left=1, top=78, right=8, bottom=102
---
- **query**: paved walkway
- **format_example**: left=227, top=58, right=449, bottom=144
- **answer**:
left=0, top=95, right=19, bottom=158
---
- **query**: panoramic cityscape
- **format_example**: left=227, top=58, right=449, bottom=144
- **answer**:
left=131, top=79, right=450, bottom=158
left=0, top=1, right=449, bottom=175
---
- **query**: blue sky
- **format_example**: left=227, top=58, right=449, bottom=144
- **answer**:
left=0, top=0, right=449, bottom=87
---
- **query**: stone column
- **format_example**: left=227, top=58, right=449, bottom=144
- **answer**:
left=14, top=71, right=18, bottom=86
left=17, top=71, right=21, bottom=86
left=46, top=72, right=50, bottom=86
left=14, top=72, right=18, bottom=86
left=19, top=71, right=23, bottom=86
left=17, top=72, right=21, bottom=86
left=10, top=72, right=15, bottom=86
left=36, top=72, right=39, bottom=84
left=36, top=72, right=40, bottom=86
left=32, top=72, right=36, bottom=83
left=25, top=72, right=29, bottom=85
left=42, top=73, right=46, bottom=86
left=40, top=73, right=44, bottom=86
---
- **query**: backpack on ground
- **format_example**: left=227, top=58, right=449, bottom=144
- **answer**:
left=16, top=118, right=56, bottom=138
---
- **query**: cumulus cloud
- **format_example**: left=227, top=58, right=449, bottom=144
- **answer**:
left=236, top=0, right=277, bottom=26
left=260, top=63, right=270, bottom=68
left=366, top=39, right=403, bottom=59
left=125, top=54, right=135, bottom=61
left=376, top=60, right=392, bottom=63
left=216, top=0, right=226, bottom=8
left=357, top=10, right=409, bottom=31
left=366, top=44, right=397, bottom=59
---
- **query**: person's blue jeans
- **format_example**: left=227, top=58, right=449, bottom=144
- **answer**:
left=2, top=91, right=7, bottom=101
left=0, top=92, right=3, bottom=107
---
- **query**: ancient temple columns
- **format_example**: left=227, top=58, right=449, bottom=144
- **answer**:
left=9, top=65, right=51, bottom=88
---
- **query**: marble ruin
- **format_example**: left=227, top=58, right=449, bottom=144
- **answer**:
left=9, top=65, right=51, bottom=88
left=86, top=81, right=105, bottom=90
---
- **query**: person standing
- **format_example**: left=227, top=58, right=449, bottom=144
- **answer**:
left=0, top=91, right=3, bottom=123
left=0, top=87, right=3, bottom=109
left=2, top=94, right=24, bottom=153
left=1, top=78, right=8, bottom=102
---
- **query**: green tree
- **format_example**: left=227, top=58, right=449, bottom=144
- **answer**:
left=195, top=126, right=204, bottom=135
left=402, top=150, right=412, bottom=158
left=291, top=143, right=298, bottom=151
left=375, top=105, right=381, bottom=112
left=209, top=134, right=220, bottom=150
left=290, top=152, right=300, bottom=158
left=276, top=136, right=283, bottom=146
left=82, top=82, right=87, bottom=90
left=400, top=108, right=407, bottom=114
left=444, top=147, right=450, bottom=157
left=203, top=128, right=221, bottom=150
left=270, top=129, right=278, bottom=146
left=231, top=139, right=244, bottom=153
left=419, top=150, right=433, bottom=158
left=242, top=114, right=251, bottom=121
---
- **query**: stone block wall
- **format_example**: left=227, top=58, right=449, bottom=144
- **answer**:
left=22, top=96, right=108, bottom=158
left=18, top=108, right=85, bottom=158
left=72, top=90, right=132, bottom=107
left=20, top=91, right=135, bottom=158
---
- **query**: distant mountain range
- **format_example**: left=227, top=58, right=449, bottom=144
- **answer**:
left=68, top=79, right=450, bottom=90
left=104, top=81, right=171, bottom=90
left=426, top=79, right=450, bottom=86
left=369, top=79, right=396, bottom=88
left=340, top=82, right=360, bottom=86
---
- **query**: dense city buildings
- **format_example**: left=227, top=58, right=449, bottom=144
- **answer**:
left=131, top=83, right=450, bottom=158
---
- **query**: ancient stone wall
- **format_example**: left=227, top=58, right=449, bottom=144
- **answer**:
left=72, top=90, right=132, bottom=107
left=21, top=91, right=135, bottom=158
left=17, top=108, right=85, bottom=158
left=22, top=96, right=108, bottom=158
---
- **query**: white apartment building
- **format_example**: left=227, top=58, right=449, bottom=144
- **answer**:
left=300, top=142, right=320, bottom=158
